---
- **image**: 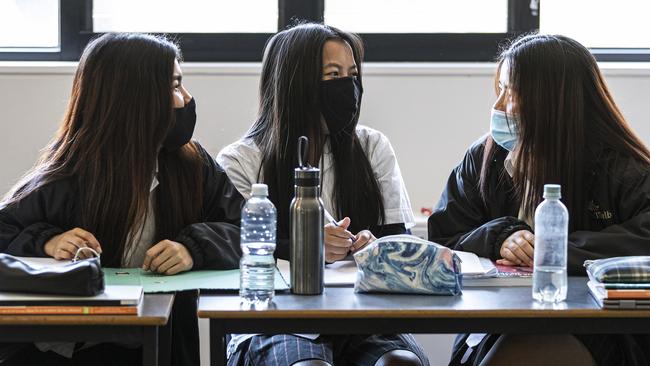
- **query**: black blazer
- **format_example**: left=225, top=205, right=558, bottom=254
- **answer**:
left=428, top=136, right=650, bottom=274
left=0, top=142, right=245, bottom=270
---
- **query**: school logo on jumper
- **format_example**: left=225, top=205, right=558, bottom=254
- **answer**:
left=588, top=201, right=613, bottom=220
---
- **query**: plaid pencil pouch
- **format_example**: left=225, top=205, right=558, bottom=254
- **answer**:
left=584, top=256, right=650, bottom=283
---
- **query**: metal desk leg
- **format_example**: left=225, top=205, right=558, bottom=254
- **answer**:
left=142, top=326, right=160, bottom=366
left=209, top=319, right=227, bottom=366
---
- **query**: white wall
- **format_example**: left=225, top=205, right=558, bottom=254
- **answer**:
left=2, top=62, right=650, bottom=366
left=2, top=62, right=650, bottom=212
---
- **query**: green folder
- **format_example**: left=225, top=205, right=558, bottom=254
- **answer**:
left=104, top=268, right=289, bottom=293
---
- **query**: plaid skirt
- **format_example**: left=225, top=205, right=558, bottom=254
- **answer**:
left=450, top=333, right=650, bottom=366
left=228, top=333, right=429, bottom=366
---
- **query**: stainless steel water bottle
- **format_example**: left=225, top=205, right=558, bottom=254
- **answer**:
left=289, top=165, right=324, bottom=295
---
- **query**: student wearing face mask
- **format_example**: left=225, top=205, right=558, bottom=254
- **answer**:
left=217, top=23, right=427, bottom=366
left=0, top=33, right=244, bottom=366
left=428, top=34, right=650, bottom=366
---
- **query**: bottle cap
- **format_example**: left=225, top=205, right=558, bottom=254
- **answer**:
left=251, top=183, right=268, bottom=196
left=543, top=184, right=561, bottom=199
left=294, top=135, right=320, bottom=187
left=294, top=167, right=320, bottom=187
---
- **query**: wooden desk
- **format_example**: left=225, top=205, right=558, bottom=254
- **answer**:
left=199, top=277, right=650, bottom=366
left=0, top=293, right=174, bottom=366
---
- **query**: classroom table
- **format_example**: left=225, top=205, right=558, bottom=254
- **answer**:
left=199, top=277, right=650, bottom=366
left=0, top=293, right=174, bottom=366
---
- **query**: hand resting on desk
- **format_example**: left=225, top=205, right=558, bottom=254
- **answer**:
left=142, top=239, right=194, bottom=275
left=497, top=230, right=535, bottom=267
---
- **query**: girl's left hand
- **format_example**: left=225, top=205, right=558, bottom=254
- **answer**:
left=498, top=230, right=534, bottom=267
left=142, top=240, right=194, bottom=275
left=496, top=258, right=525, bottom=266
left=351, top=230, right=376, bottom=253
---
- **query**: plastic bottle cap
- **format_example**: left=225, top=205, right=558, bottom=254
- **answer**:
left=543, top=184, right=561, bottom=199
left=251, top=183, right=268, bottom=196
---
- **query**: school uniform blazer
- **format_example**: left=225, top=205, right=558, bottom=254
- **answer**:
left=428, top=136, right=650, bottom=275
left=0, top=142, right=245, bottom=270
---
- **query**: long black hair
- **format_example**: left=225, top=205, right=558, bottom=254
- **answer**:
left=2, top=33, right=205, bottom=266
left=248, top=23, right=385, bottom=238
left=480, top=34, right=650, bottom=230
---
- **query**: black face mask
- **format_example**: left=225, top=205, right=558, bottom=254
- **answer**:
left=163, top=97, right=196, bottom=150
left=320, top=77, right=362, bottom=137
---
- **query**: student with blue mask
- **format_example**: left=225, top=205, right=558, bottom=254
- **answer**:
left=218, top=23, right=428, bottom=366
left=489, top=108, right=518, bottom=152
left=428, top=34, right=650, bottom=366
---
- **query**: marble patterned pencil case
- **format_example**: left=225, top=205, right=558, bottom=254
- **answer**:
left=353, top=234, right=462, bottom=295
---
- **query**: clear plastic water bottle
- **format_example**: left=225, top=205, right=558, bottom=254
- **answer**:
left=532, top=184, right=569, bottom=303
left=240, top=183, right=277, bottom=305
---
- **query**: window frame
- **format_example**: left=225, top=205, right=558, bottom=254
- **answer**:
left=0, top=0, right=647, bottom=62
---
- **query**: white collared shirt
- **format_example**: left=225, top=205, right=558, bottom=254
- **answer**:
left=504, top=151, right=515, bottom=178
left=504, top=151, right=533, bottom=228
left=217, top=124, right=415, bottom=228
left=216, top=124, right=415, bottom=358
left=122, top=163, right=159, bottom=267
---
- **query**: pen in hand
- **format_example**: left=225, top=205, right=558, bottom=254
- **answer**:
left=324, top=209, right=357, bottom=242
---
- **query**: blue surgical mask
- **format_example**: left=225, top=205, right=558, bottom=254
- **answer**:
left=490, top=109, right=519, bottom=151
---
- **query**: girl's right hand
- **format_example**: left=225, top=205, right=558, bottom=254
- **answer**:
left=324, top=217, right=354, bottom=263
left=44, top=228, right=102, bottom=260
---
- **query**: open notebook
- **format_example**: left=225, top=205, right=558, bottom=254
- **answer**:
left=276, top=259, right=357, bottom=287
left=462, top=258, right=533, bottom=287
left=277, top=249, right=492, bottom=287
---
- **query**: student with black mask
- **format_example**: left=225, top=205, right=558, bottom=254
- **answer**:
left=217, top=23, right=428, bottom=366
left=0, top=33, right=244, bottom=366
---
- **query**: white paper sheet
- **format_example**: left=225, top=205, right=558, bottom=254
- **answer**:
left=453, top=250, right=490, bottom=275
left=277, top=259, right=358, bottom=287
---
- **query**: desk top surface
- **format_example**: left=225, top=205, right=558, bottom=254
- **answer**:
left=198, top=277, right=650, bottom=319
left=0, top=294, right=174, bottom=326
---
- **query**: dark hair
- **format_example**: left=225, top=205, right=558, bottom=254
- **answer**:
left=248, top=23, right=385, bottom=238
left=2, top=33, right=204, bottom=266
left=480, top=34, right=650, bottom=229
